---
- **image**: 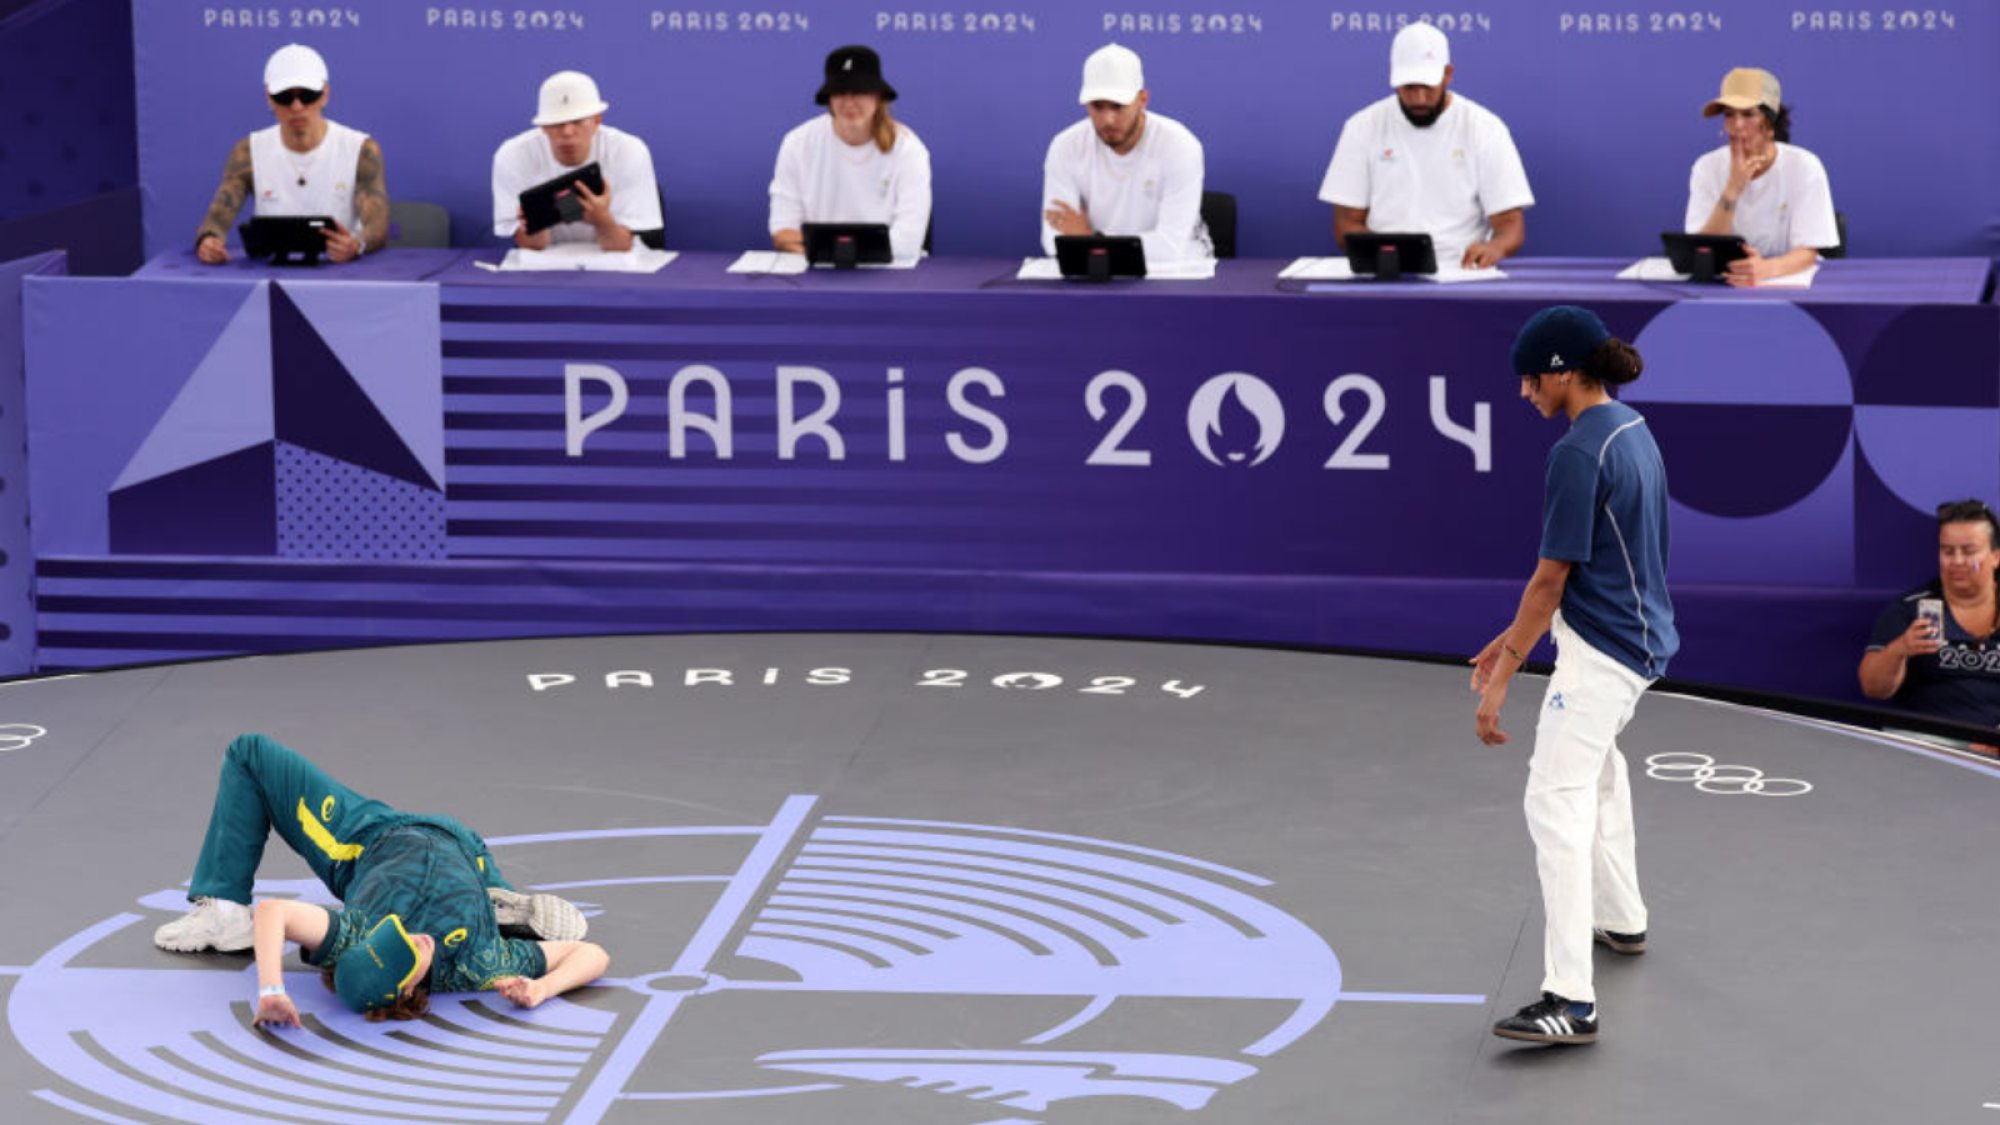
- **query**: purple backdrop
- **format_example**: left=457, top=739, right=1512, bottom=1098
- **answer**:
left=134, top=2, right=2000, bottom=260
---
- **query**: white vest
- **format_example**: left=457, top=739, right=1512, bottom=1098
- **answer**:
left=250, top=119, right=367, bottom=232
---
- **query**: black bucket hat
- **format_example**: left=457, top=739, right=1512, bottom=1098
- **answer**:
left=815, top=45, right=897, bottom=104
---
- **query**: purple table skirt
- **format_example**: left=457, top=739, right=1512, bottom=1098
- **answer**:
left=133, top=248, right=1994, bottom=307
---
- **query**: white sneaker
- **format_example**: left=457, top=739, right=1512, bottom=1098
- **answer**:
left=153, top=897, right=254, bottom=952
left=488, top=888, right=588, bottom=942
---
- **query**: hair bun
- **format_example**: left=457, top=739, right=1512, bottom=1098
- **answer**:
left=1588, top=339, right=1644, bottom=386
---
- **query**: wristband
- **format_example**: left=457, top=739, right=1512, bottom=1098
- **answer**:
left=259, top=984, right=287, bottom=998
left=1503, top=644, right=1526, bottom=664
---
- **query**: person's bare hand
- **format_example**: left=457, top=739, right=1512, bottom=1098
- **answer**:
left=1044, top=199, right=1092, bottom=236
left=254, top=992, right=301, bottom=1029
left=1461, top=241, right=1504, bottom=270
left=1475, top=677, right=1511, bottom=746
left=196, top=234, right=230, bottom=265
left=321, top=220, right=362, bottom=263
left=1469, top=633, right=1507, bottom=693
left=1724, top=245, right=1780, bottom=287
left=1725, top=135, right=1774, bottom=196
left=494, top=975, right=550, bottom=1009
left=513, top=208, right=550, bottom=251
left=575, top=180, right=615, bottom=229
left=1896, top=615, right=1944, bottom=658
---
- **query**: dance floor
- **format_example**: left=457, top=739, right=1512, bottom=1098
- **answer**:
left=0, top=633, right=1994, bottom=1124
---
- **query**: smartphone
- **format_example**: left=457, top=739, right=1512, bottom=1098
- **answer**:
left=1916, top=598, right=1946, bottom=644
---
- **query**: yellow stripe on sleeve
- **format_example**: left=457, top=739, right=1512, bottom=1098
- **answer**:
left=296, top=798, right=365, bottom=861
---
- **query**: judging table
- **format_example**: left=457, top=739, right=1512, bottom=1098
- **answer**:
left=134, top=246, right=1996, bottom=306
left=18, top=247, right=1999, bottom=693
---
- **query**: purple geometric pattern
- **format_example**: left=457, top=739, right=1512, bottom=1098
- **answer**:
left=276, top=442, right=445, bottom=560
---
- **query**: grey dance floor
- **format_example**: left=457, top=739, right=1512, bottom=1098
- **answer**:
left=1, top=633, right=1996, bottom=1125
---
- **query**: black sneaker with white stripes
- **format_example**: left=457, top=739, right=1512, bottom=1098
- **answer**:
left=1593, top=927, right=1647, bottom=955
left=1492, top=992, right=1598, bottom=1044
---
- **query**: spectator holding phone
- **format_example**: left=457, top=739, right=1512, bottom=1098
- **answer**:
left=1859, top=498, right=2000, bottom=754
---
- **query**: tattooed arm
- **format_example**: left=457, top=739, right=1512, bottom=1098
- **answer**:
left=352, top=138, right=389, bottom=256
left=195, top=138, right=255, bottom=264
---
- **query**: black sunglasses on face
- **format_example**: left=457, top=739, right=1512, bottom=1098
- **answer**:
left=270, top=88, right=322, bottom=107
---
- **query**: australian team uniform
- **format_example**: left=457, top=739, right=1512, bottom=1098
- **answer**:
left=187, top=734, right=546, bottom=991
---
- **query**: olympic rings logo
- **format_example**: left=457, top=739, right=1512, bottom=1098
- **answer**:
left=0, top=724, right=47, bottom=753
left=1644, top=752, right=1812, bottom=797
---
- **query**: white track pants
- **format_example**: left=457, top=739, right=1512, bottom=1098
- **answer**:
left=1525, top=613, right=1652, bottom=1004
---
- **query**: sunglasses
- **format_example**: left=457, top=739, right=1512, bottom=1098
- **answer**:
left=270, top=88, right=323, bottom=107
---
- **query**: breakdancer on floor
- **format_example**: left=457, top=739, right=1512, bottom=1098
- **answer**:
left=154, top=733, right=607, bottom=1025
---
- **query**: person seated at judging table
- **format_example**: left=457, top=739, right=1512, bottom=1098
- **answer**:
left=1685, top=67, right=1837, bottom=286
left=1858, top=499, right=2000, bottom=755
left=1318, top=22, right=1531, bottom=269
left=194, top=44, right=387, bottom=265
left=492, top=70, right=663, bottom=252
left=1041, top=43, right=1211, bottom=264
left=769, top=45, right=932, bottom=263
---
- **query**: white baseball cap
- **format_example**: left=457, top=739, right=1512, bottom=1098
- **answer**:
left=1078, top=43, right=1144, bottom=106
left=532, top=70, right=609, bottom=126
left=1388, top=22, right=1450, bottom=88
left=263, top=44, right=328, bottom=95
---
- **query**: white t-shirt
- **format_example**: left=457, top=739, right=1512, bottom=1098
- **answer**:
left=768, top=115, right=933, bottom=263
left=491, top=124, right=663, bottom=243
left=1318, top=92, right=1534, bottom=265
left=1040, top=112, right=1211, bottom=262
left=1685, top=142, right=1838, bottom=256
left=249, top=119, right=368, bottom=233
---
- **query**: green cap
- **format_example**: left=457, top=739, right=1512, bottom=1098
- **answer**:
left=334, top=914, right=424, bottom=1013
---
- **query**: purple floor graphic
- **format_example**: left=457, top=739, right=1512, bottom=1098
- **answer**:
left=8, top=796, right=1480, bottom=1124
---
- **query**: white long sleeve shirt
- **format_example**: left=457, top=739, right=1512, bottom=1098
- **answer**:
left=1040, top=112, right=1212, bottom=262
left=768, top=115, right=933, bottom=263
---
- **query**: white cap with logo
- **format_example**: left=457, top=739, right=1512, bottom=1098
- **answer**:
left=263, top=44, right=328, bottom=95
left=1078, top=43, right=1145, bottom=106
left=533, top=70, right=610, bottom=127
left=1388, top=22, right=1450, bottom=88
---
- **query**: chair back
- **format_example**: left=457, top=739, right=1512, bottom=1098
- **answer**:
left=386, top=200, right=450, bottom=248
left=1200, top=191, right=1238, bottom=259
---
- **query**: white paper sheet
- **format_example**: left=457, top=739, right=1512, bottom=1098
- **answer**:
left=1281, top=257, right=1502, bottom=283
left=1617, top=257, right=1690, bottom=281
left=1617, top=257, right=1818, bottom=288
left=727, top=251, right=809, bottom=275
left=1425, top=265, right=1507, bottom=284
left=498, top=244, right=677, bottom=273
left=1279, top=256, right=1355, bottom=281
left=1016, top=257, right=1217, bottom=281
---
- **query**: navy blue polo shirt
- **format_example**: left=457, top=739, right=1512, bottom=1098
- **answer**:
left=1540, top=400, right=1679, bottom=679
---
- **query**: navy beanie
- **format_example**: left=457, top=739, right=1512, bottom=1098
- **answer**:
left=1510, top=306, right=1611, bottom=377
